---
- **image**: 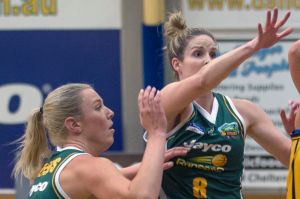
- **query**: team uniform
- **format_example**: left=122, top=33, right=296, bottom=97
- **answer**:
left=286, top=129, right=300, bottom=199
left=28, top=147, right=88, bottom=199
left=161, top=93, right=246, bottom=199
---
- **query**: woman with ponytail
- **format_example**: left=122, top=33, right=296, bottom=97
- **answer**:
left=14, top=83, right=188, bottom=199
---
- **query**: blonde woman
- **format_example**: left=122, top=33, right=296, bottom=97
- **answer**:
left=14, top=83, right=188, bottom=199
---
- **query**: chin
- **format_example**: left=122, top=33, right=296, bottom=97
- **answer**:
left=103, top=139, right=114, bottom=151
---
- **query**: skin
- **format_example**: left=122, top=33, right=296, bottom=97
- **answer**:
left=52, top=87, right=188, bottom=199
left=280, top=40, right=300, bottom=132
left=162, top=8, right=292, bottom=166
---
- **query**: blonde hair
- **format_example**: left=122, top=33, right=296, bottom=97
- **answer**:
left=13, top=83, right=91, bottom=181
left=164, top=11, right=216, bottom=79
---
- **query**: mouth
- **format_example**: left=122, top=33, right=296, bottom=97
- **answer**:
left=109, top=123, right=114, bottom=133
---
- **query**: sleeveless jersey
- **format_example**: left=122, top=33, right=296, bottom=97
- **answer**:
left=28, top=147, right=88, bottom=199
left=162, top=93, right=245, bottom=199
left=286, top=129, right=300, bottom=199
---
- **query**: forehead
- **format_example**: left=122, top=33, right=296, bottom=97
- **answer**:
left=80, top=88, right=102, bottom=104
left=187, top=35, right=217, bottom=49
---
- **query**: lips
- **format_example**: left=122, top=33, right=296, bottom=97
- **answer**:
left=109, top=122, right=114, bottom=133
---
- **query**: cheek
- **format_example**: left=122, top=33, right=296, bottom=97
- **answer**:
left=86, top=114, right=107, bottom=129
left=184, top=60, right=204, bottom=74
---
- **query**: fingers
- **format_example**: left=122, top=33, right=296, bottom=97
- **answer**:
left=163, top=162, right=174, bottom=170
left=270, top=8, right=278, bottom=27
left=277, top=27, right=293, bottom=40
left=265, top=9, right=271, bottom=28
left=164, top=147, right=189, bottom=162
left=289, top=100, right=300, bottom=116
left=138, top=89, right=144, bottom=112
left=163, top=147, right=190, bottom=170
left=257, top=23, right=263, bottom=37
left=149, top=86, right=156, bottom=106
left=139, top=86, right=155, bottom=112
left=274, top=10, right=291, bottom=30
left=280, top=109, right=288, bottom=125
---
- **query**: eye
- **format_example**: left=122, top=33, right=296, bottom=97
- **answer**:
left=95, top=104, right=103, bottom=111
left=210, top=51, right=218, bottom=59
left=193, top=50, right=203, bottom=57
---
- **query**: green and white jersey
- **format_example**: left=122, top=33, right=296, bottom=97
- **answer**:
left=28, top=147, right=88, bottom=199
left=161, top=93, right=246, bottom=199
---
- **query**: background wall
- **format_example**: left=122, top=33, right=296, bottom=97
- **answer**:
left=1, top=0, right=299, bottom=198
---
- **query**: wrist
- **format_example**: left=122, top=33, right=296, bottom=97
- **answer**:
left=147, top=131, right=167, bottom=140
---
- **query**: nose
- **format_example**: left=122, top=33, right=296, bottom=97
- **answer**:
left=204, top=54, right=212, bottom=65
left=107, top=107, right=114, bottom=119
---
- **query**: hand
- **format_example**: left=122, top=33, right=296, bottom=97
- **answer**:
left=162, top=147, right=189, bottom=170
left=253, top=8, right=293, bottom=51
left=280, top=100, right=299, bottom=135
left=138, top=86, right=167, bottom=136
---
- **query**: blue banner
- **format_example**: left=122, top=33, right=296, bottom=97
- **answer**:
left=0, top=30, right=122, bottom=189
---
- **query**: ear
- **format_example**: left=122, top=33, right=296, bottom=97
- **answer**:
left=171, top=57, right=182, bottom=74
left=64, top=117, right=82, bottom=135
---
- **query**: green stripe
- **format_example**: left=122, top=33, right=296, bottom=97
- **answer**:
left=52, top=152, right=78, bottom=199
left=222, top=95, right=245, bottom=138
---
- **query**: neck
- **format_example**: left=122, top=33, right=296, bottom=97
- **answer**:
left=62, top=141, right=99, bottom=156
left=195, top=92, right=214, bottom=113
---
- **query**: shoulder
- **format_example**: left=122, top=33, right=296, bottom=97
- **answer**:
left=231, top=98, right=266, bottom=125
left=66, top=155, right=118, bottom=182
left=232, top=98, right=260, bottom=112
left=72, top=155, right=115, bottom=172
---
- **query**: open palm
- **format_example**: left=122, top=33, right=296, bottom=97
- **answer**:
left=254, top=8, right=293, bottom=50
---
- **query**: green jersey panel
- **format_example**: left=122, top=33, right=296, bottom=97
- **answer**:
left=28, top=147, right=87, bottom=199
left=162, top=93, right=245, bottom=199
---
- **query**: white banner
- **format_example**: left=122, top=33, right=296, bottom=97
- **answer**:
left=214, top=40, right=296, bottom=189
left=182, top=0, right=300, bottom=29
left=0, top=0, right=121, bottom=29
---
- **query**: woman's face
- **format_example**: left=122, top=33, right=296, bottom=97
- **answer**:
left=78, top=88, right=115, bottom=151
left=175, top=34, right=218, bottom=80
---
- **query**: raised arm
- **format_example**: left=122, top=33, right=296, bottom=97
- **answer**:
left=74, top=87, right=168, bottom=199
left=288, top=39, right=300, bottom=93
left=162, top=8, right=293, bottom=123
left=130, top=87, right=167, bottom=198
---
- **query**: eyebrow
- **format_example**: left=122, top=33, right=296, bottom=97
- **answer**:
left=190, top=46, right=218, bottom=51
left=93, top=98, right=103, bottom=106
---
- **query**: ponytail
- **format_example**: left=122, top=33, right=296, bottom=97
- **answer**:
left=13, top=108, right=51, bottom=181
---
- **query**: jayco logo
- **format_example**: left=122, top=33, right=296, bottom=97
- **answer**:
left=0, top=83, right=49, bottom=124
left=183, top=140, right=232, bottom=153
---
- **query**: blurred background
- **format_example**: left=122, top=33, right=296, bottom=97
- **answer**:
left=0, top=0, right=299, bottom=198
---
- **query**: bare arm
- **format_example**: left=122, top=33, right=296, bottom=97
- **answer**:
left=288, top=39, right=300, bottom=93
left=234, top=99, right=291, bottom=167
left=162, top=9, right=293, bottom=127
left=66, top=87, right=168, bottom=199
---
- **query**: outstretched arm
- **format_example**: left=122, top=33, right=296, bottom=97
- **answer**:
left=234, top=99, right=291, bottom=167
left=162, top=8, right=293, bottom=127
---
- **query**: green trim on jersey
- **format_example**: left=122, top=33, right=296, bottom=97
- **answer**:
left=28, top=148, right=86, bottom=199
left=162, top=93, right=245, bottom=199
